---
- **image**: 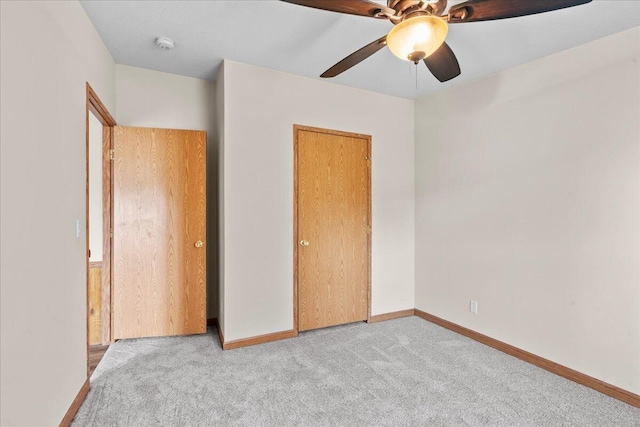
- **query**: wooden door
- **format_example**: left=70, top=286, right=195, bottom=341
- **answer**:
left=295, top=126, right=371, bottom=332
left=88, top=262, right=102, bottom=344
left=112, top=126, right=206, bottom=339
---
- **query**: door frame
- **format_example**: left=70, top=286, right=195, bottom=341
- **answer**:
left=292, top=125, right=372, bottom=334
left=85, top=83, right=116, bottom=376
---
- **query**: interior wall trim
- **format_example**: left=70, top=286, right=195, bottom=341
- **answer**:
left=85, top=82, right=116, bottom=377
left=222, top=329, right=297, bottom=351
left=58, top=379, right=90, bottom=427
left=215, top=319, right=225, bottom=348
left=414, top=309, right=640, bottom=408
left=369, top=309, right=415, bottom=323
left=86, top=83, right=116, bottom=127
left=207, top=317, right=225, bottom=348
left=218, top=308, right=412, bottom=350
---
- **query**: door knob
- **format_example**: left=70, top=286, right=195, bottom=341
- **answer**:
left=194, top=240, right=204, bottom=248
left=300, top=240, right=309, bottom=247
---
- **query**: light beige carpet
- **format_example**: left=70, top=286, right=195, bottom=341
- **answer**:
left=73, top=316, right=639, bottom=426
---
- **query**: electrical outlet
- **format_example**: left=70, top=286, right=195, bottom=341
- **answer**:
left=470, top=300, right=478, bottom=314
left=76, top=218, right=82, bottom=238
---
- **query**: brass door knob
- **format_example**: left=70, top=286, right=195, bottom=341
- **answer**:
left=300, top=240, right=309, bottom=247
left=194, top=240, right=204, bottom=248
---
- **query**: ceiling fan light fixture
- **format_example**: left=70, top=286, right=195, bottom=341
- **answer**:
left=387, top=15, right=448, bottom=63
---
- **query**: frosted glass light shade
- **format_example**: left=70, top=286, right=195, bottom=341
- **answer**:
left=387, top=16, right=448, bottom=62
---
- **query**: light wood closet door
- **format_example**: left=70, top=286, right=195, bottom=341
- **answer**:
left=296, top=126, right=371, bottom=332
left=113, top=126, right=206, bottom=340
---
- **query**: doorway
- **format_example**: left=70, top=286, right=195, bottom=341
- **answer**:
left=86, top=83, right=116, bottom=376
left=84, top=85, right=208, bottom=376
left=294, top=125, right=372, bottom=332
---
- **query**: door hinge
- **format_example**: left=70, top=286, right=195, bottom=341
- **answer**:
left=365, top=156, right=371, bottom=165
left=110, top=230, right=113, bottom=238
left=109, top=149, right=114, bottom=160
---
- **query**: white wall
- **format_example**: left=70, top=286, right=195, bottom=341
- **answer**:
left=220, top=60, right=415, bottom=342
left=115, top=64, right=218, bottom=318
left=215, top=65, right=226, bottom=334
left=89, top=112, right=103, bottom=262
left=415, top=27, right=640, bottom=394
left=0, top=1, right=116, bottom=426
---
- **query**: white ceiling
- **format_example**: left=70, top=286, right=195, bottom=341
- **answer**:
left=80, top=0, right=640, bottom=99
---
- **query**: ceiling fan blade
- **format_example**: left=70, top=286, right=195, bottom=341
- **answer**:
left=448, top=0, right=592, bottom=23
left=321, top=36, right=387, bottom=78
left=423, top=42, right=460, bottom=82
left=280, top=0, right=394, bottom=18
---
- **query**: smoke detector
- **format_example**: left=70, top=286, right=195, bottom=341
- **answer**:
left=156, top=37, right=175, bottom=50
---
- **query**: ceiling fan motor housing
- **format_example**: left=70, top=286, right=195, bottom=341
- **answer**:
left=388, top=0, right=447, bottom=18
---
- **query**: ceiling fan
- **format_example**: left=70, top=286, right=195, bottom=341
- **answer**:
left=281, top=0, right=593, bottom=82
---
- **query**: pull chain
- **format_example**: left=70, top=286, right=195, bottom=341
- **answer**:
left=415, top=62, right=418, bottom=89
